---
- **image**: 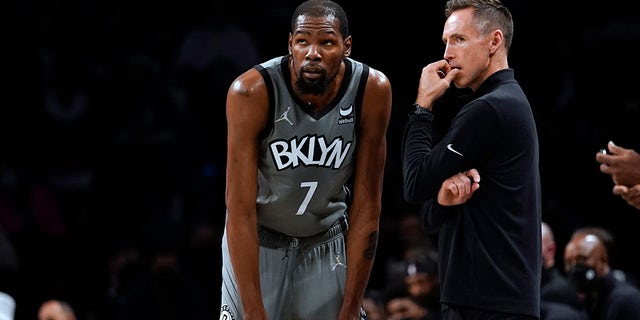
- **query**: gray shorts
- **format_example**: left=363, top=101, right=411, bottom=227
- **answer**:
left=220, top=217, right=365, bottom=320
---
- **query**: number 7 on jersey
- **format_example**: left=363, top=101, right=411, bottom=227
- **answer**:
left=296, top=181, right=318, bottom=215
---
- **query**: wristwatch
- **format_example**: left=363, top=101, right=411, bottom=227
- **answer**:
left=408, top=103, right=432, bottom=116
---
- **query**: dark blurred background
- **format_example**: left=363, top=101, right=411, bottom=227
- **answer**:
left=4, top=0, right=640, bottom=319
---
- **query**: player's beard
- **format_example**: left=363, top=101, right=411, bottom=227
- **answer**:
left=295, top=67, right=338, bottom=96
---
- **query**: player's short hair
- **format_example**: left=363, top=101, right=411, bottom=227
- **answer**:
left=291, top=0, right=349, bottom=39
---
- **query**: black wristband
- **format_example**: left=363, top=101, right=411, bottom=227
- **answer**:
left=408, top=103, right=432, bottom=116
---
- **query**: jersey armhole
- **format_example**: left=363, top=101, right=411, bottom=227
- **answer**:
left=344, top=64, right=370, bottom=199
left=255, top=65, right=276, bottom=140
left=354, top=64, right=369, bottom=140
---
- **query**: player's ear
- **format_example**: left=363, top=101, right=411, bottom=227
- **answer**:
left=343, top=35, right=352, bottom=57
left=288, top=33, right=293, bottom=54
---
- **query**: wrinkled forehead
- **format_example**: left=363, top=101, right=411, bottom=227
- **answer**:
left=293, top=14, right=340, bottom=33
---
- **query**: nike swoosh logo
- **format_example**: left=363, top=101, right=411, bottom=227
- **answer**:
left=447, top=143, right=464, bottom=157
left=339, top=105, right=353, bottom=117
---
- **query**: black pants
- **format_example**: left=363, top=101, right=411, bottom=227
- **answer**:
left=442, top=304, right=538, bottom=320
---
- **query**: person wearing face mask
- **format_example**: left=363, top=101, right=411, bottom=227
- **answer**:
left=540, top=222, right=583, bottom=320
left=563, top=227, right=640, bottom=319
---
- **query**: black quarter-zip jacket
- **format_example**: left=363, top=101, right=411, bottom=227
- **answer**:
left=402, top=69, right=542, bottom=317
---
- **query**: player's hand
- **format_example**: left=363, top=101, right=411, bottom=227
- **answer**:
left=613, top=184, right=640, bottom=210
left=437, top=169, right=480, bottom=206
left=596, top=141, right=640, bottom=186
left=241, top=306, right=269, bottom=320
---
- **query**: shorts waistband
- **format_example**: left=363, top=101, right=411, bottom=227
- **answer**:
left=258, top=216, right=348, bottom=249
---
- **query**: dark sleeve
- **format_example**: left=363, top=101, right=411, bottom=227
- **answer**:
left=402, top=110, right=438, bottom=203
left=418, top=199, right=458, bottom=234
left=402, top=99, right=499, bottom=204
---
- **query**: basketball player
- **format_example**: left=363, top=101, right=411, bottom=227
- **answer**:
left=221, top=0, right=392, bottom=319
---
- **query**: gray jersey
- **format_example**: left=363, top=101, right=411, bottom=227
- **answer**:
left=255, top=55, right=369, bottom=236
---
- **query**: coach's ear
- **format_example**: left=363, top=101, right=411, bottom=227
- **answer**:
left=489, top=29, right=503, bottom=55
